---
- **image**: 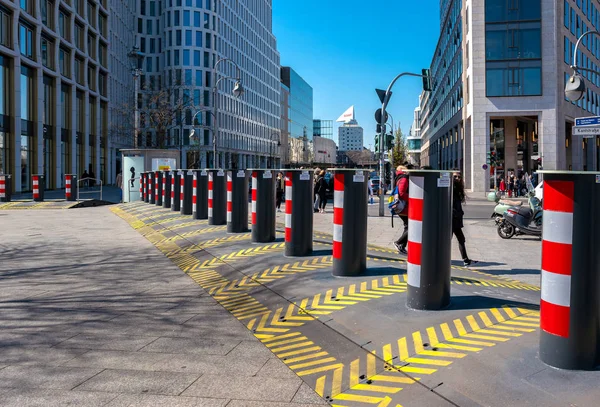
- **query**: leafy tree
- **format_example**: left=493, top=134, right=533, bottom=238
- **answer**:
left=391, top=127, right=409, bottom=167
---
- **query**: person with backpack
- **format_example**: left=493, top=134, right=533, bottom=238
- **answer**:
left=391, top=165, right=410, bottom=254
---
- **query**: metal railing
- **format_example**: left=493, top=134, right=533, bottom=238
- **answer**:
left=77, top=177, right=103, bottom=201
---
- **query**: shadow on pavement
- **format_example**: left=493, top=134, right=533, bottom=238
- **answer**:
left=445, top=295, right=539, bottom=312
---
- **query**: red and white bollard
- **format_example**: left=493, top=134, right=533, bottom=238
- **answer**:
left=332, top=174, right=344, bottom=260
left=284, top=170, right=313, bottom=256
left=139, top=174, right=144, bottom=201
left=32, top=175, right=43, bottom=202
left=0, top=175, right=10, bottom=202
left=226, top=172, right=233, bottom=224
left=407, top=176, right=424, bottom=287
left=170, top=173, right=176, bottom=208
left=251, top=172, right=257, bottom=225
left=208, top=172, right=214, bottom=219
left=180, top=171, right=185, bottom=209
left=192, top=173, right=197, bottom=214
left=65, top=174, right=75, bottom=201
left=285, top=174, right=292, bottom=242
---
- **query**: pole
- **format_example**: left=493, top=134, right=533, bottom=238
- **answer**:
left=133, top=74, right=139, bottom=149
left=213, top=85, right=218, bottom=169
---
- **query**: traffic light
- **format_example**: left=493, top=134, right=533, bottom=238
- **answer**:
left=486, top=151, right=497, bottom=166
left=386, top=133, right=394, bottom=150
left=422, top=68, right=432, bottom=92
left=374, top=135, right=380, bottom=153
left=376, top=124, right=382, bottom=133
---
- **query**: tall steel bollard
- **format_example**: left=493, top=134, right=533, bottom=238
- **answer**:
left=143, top=173, right=149, bottom=203
left=155, top=171, right=163, bottom=206
left=65, top=174, right=77, bottom=201
left=331, top=169, right=367, bottom=276
left=539, top=171, right=600, bottom=370
left=285, top=170, right=314, bottom=257
left=208, top=169, right=227, bottom=225
left=181, top=170, right=193, bottom=215
left=405, top=170, right=453, bottom=310
left=192, top=169, right=209, bottom=220
left=227, top=169, right=249, bottom=233
left=148, top=172, right=156, bottom=204
left=32, top=175, right=45, bottom=202
left=251, top=169, right=276, bottom=243
left=171, top=170, right=181, bottom=211
left=0, top=174, right=11, bottom=202
left=139, top=173, right=144, bottom=200
left=162, top=171, right=172, bottom=209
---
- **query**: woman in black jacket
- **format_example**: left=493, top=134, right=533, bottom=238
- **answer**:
left=453, top=172, right=477, bottom=266
left=316, top=170, right=328, bottom=213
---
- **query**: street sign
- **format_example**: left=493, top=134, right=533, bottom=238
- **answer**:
left=572, top=126, right=600, bottom=137
left=376, top=89, right=390, bottom=104
left=482, top=164, right=489, bottom=170
left=375, top=108, right=388, bottom=124
left=575, top=116, right=600, bottom=126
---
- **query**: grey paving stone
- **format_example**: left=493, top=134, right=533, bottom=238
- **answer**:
left=0, top=388, right=118, bottom=407
left=0, top=347, right=86, bottom=366
left=224, top=401, right=326, bottom=407
left=182, top=375, right=302, bottom=401
left=55, top=334, right=160, bottom=351
left=0, top=332, right=78, bottom=348
left=0, top=365, right=103, bottom=390
left=61, top=350, right=172, bottom=370
left=255, top=359, right=300, bottom=380
left=226, top=340, right=278, bottom=359
left=105, top=394, right=229, bottom=407
left=290, top=383, right=328, bottom=404
left=139, top=337, right=241, bottom=355
left=148, top=353, right=268, bottom=376
left=74, top=369, right=200, bottom=396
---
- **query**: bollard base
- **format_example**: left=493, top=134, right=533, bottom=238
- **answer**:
left=406, top=286, right=451, bottom=311
left=331, top=260, right=366, bottom=277
left=540, top=331, right=600, bottom=371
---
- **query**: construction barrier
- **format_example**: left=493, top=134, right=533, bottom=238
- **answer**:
left=539, top=171, right=600, bottom=370
left=285, top=169, right=313, bottom=257
left=32, top=174, right=45, bottom=202
left=405, top=170, right=453, bottom=310
left=251, top=169, right=276, bottom=243
left=331, top=169, right=367, bottom=276
left=192, top=169, right=209, bottom=220
left=0, top=174, right=12, bottom=202
left=208, top=169, right=227, bottom=225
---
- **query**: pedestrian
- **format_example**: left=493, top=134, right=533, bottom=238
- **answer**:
left=276, top=172, right=284, bottom=212
left=499, top=177, right=506, bottom=196
left=116, top=171, right=123, bottom=202
left=315, top=170, right=328, bottom=213
left=89, top=170, right=96, bottom=187
left=82, top=170, right=89, bottom=188
left=367, top=175, right=374, bottom=204
left=452, top=172, right=478, bottom=266
left=313, top=168, right=321, bottom=213
left=392, top=165, right=410, bottom=255
left=508, top=175, right=515, bottom=198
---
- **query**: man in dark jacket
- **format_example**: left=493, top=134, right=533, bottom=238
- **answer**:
left=393, top=166, right=410, bottom=254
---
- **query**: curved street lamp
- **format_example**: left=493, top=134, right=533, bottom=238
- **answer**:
left=213, top=58, right=245, bottom=169
left=127, top=46, right=144, bottom=148
left=269, top=132, right=281, bottom=169
left=189, top=109, right=216, bottom=169
left=565, top=30, right=600, bottom=101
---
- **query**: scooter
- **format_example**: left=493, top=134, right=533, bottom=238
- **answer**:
left=487, top=192, right=525, bottom=223
left=496, top=181, right=543, bottom=239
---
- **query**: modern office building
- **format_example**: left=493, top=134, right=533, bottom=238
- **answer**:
left=0, top=0, right=114, bottom=193
left=420, top=0, right=600, bottom=192
left=281, top=66, right=313, bottom=164
left=313, top=135, right=336, bottom=164
left=135, top=0, right=281, bottom=169
left=407, top=105, right=422, bottom=167
left=338, top=120, right=364, bottom=151
left=279, top=82, right=290, bottom=165
left=313, top=119, right=333, bottom=139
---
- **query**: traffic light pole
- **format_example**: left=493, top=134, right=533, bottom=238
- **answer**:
left=378, top=71, right=430, bottom=216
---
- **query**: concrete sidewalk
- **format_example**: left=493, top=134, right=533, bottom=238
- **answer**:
left=0, top=209, right=326, bottom=406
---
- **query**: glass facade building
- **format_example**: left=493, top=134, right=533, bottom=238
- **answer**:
left=313, top=119, right=333, bottom=139
left=281, top=67, right=313, bottom=141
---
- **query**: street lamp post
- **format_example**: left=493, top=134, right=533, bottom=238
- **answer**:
left=189, top=109, right=216, bottom=168
left=269, top=132, right=280, bottom=169
left=128, top=46, right=144, bottom=148
left=213, top=57, right=244, bottom=169
left=565, top=30, right=600, bottom=101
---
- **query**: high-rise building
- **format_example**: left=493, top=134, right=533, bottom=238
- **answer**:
left=407, top=104, right=422, bottom=167
left=420, top=0, right=600, bottom=191
left=281, top=66, right=313, bottom=164
left=0, top=0, right=115, bottom=192
left=279, top=82, right=290, bottom=165
left=338, top=120, right=364, bottom=151
left=135, top=0, right=281, bottom=169
left=313, top=119, right=333, bottom=139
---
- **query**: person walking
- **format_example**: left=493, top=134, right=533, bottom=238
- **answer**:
left=275, top=172, right=284, bottom=212
left=313, top=168, right=321, bottom=213
left=452, top=172, right=477, bottom=266
left=392, top=165, right=410, bottom=254
left=116, top=171, right=123, bottom=203
left=499, top=177, right=506, bottom=196
left=315, top=170, right=328, bottom=213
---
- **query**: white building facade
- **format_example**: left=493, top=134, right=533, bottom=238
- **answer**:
left=420, top=0, right=600, bottom=192
left=338, top=120, right=363, bottom=151
left=407, top=105, right=422, bottom=166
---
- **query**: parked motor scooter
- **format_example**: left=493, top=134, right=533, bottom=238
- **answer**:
left=487, top=192, right=524, bottom=223
left=496, top=180, right=543, bottom=239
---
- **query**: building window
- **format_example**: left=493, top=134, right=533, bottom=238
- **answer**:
left=99, top=42, right=107, bottom=67
left=19, top=22, right=34, bottom=59
left=41, top=0, right=54, bottom=29
left=74, top=57, right=83, bottom=84
left=59, top=47, right=70, bottom=76
left=87, top=34, right=96, bottom=59
left=88, top=65, right=96, bottom=90
left=74, top=23, right=83, bottom=50
left=20, top=0, right=34, bottom=15
left=41, top=37, right=54, bottom=69
left=0, top=7, right=11, bottom=48
left=98, top=13, right=106, bottom=37
left=87, top=1, right=95, bottom=27
left=74, top=0, right=83, bottom=16
left=59, top=9, right=69, bottom=39
left=20, top=65, right=34, bottom=121
left=99, top=72, right=106, bottom=96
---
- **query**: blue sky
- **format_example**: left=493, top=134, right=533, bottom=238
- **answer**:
left=272, top=0, right=440, bottom=148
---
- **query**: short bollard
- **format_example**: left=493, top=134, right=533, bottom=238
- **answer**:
left=208, top=169, right=227, bottom=225
left=251, top=169, right=276, bottom=243
left=65, top=174, right=77, bottom=201
left=155, top=171, right=163, bottom=206
left=32, top=175, right=45, bottom=202
left=331, top=169, right=367, bottom=276
left=171, top=170, right=181, bottom=212
left=227, top=169, right=249, bottom=233
left=0, top=174, right=11, bottom=202
left=539, top=171, right=600, bottom=370
left=162, top=171, right=172, bottom=209
left=181, top=170, right=193, bottom=215
left=192, top=169, right=209, bottom=220
left=148, top=172, right=156, bottom=204
left=139, top=173, right=144, bottom=200
left=285, top=169, right=313, bottom=257
left=143, top=173, right=149, bottom=203
left=405, top=170, right=453, bottom=310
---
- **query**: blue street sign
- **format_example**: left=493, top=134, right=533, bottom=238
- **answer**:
left=575, top=116, right=600, bottom=126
